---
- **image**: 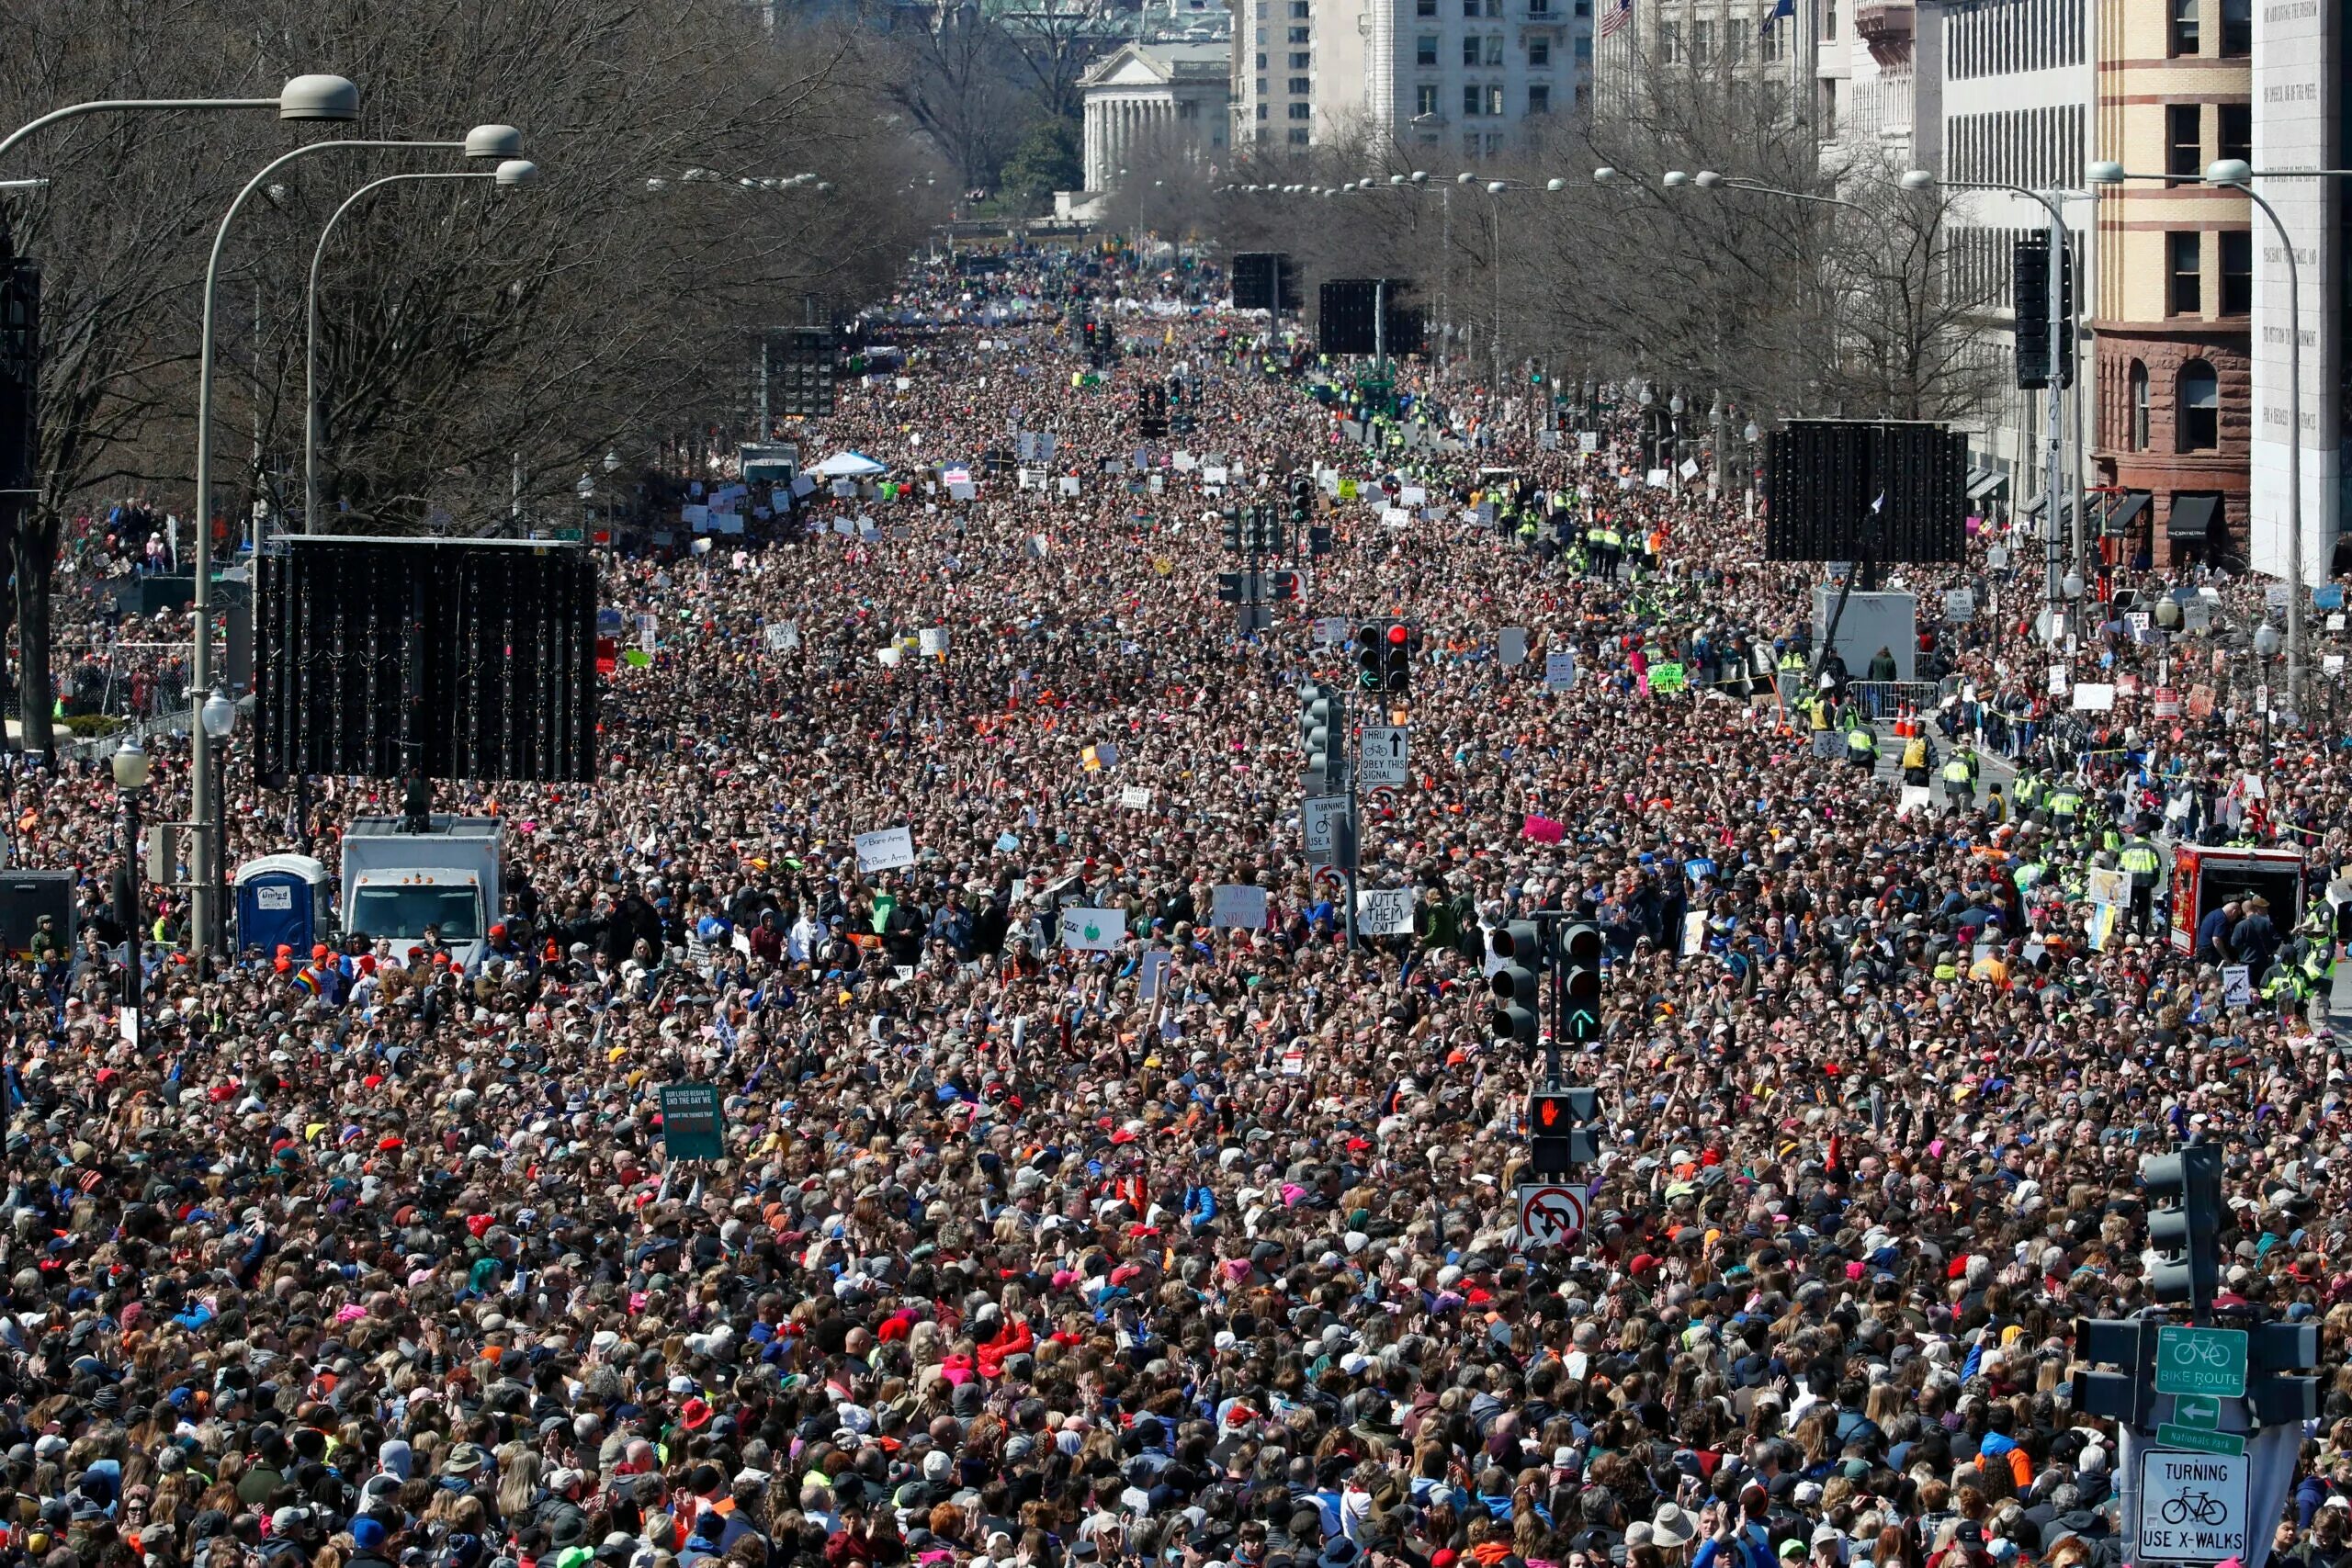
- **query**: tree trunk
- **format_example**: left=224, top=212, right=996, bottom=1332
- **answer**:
left=16, top=511, right=56, bottom=764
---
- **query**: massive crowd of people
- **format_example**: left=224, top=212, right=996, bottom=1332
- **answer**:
left=5, top=241, right=2352, bottom=1568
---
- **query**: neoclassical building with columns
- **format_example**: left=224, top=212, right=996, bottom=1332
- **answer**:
left=1078, top=40, right=1231, bottom=194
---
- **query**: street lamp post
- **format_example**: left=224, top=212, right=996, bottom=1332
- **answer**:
left=304, top=159, right=538, bottom=532
left=201, top=688, right=235, bottom=958
left=1903, top=168, right=2080, bottom=648
left=109, top=739, right=149, bottom=1050
left=188, top=121, right=520, bottom=965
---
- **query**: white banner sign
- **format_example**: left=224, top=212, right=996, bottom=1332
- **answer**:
left=1061, top=907, right=1127, bottom=952
left=1356, top=886, right=1416, bottom=936
left=1211, top=884, right=1268, bottom=930
left=853, top=825, right=917, bottom=873
left=1119, top=784, right=1152, bottom=809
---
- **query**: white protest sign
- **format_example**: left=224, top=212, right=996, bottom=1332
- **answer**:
left=2073, top=682, right=2117, bottom=712
left=853, top=825, right=917, bottom=873
left=1577, top=431, right=1599, bottom=454
left=2222, top=965, right=2253, bottom=1008
left=1211, top=884, right=1268, bottom=930
left=919, top=627, right=949, bottom=659
left=682, top=504, right=709, bottom=526
left=1897, top=784, right=1932, bottom=818
left=1381, top=507, right=1411, bottom=528
left=1498, top=627, right=1529, bottom=667
left=2086, top=866, right=2130, bottom=906
left=1356, top=886, right=1417, bottom=937
left=1646, top=468, right=1671, bottom=489
left=1312, top=616, right=1349, bottom=645
left=1544, top=651, right=1576, bottom=691
left=1119, top=784, right=1152, bottom=809
left=1057, top=476, right=1080, bottom=496
left=763, top=623, right=797, bottom=652
left=1136, top=947, right=1172, bottom=1002
left=1061, top=908, right=1127, bottom=952
left=1678, top=457, right=1700, bottom=480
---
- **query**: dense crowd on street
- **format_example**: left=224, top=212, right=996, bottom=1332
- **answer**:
left=6, top=240, right=2352, bottom=1568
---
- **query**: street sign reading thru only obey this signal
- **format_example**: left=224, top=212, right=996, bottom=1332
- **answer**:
left=1359, top=725, right=1409, bottom=789
left=1515, top=1182, right=1585, bottom=1250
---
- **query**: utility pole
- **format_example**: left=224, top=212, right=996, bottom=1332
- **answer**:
left=2043, top=199, right=2066, bottom=646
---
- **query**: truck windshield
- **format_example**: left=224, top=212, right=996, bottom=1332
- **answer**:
left=351, top=886, right=481, bottom=942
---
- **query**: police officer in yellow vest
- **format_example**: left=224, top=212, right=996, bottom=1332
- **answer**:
left=2046, top=780, right=2084, bottom=836
left=1900, top=732, right=1931, bottom=786
left=1847, top=724, right=1878, bottom=772
left=2120, top=833, right=2162, bottom=933
left=1585, top=524, right=1608, bottom=578
left=1941, top=745, right=1977, bottom=804
left=1598, top=525, right=1623, bottom=582
left=1984, top=784, right=2009, bottom=825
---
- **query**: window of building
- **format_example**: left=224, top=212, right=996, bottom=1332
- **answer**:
left=2221, top=0, right=2250, bottom=52
left=1529, top=34, right=1550, bottom=63
left=1819, top=75, right=1836, bottom=135
left=2178, top=360, right=2220, bottom=450
left=1486, top=84, right=1504, bottom=113
left=1416, top=84, right=1441, bottom=114
left=1821, top=0, right=1836, bottom=39
left=1287, top=25, right=1308, bottom=40
left=1288, top=101, right=1312, bottom=118
left=2168, top=231, right=2202, bottom=314
left=1256, top=76, right=1268, bottom=95
left=1255, top=51, right=1266, bottom=67
left=1257, top=102, right=1270, bottom=118
left=1658, top=19, right=1680, bottom=60
left=1760, top=22, right=1780, bottom=60
left=1288, top=50, right=1310, bottom=65
left=2129, top=361, right=2150, bottom=451
left=1290, top=0, right=1309, bottom=12
left=2166, top=103, right=2200, bottom=181
left=1417, top=34, right=1438, bottom=62
left=1464, top=82, right=1484, bottom=115
left=1528, top=83, right=1551, bottom=112
left=1288, top=75, right=1312, bottom=92
left=1485, top=32, right=1505, bottom=62
left=2168, top=0, right=2199, bottom=55
left=2221, top=228, right=2252, bottom=313
left=1726, top=23, right=1747, bottom=60
left=1575, top=32, right=1591, bottom=58
left=1528, top=0, right=1549, bottom=12
left=1463, top=33, right=1480, bottom=62
left=1288, top=126, right=1311, bottom=143
left=1416, top=0, right=1435, bottom=13
left=2219, top=102, right=2251, bottom=165
left=1464, top=130, right=1480, bottom=156
left=1692, top=18, right=1713, bottom=62
left=1485, top=0, right=1501, bottom=16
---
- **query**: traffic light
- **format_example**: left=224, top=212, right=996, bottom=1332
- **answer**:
left=1559, top=922, right=1603, bottom=1043
left=1270, top=570, right=1301, bottom=603
left=1381, top=620, right=1412, bottom=694
left=1355, top=623, right=1382, bottom=690
left=1529, top=1086, right=1600, bottom=1174
left=2250, top=1321, right=2322, bottom=1427
left=2070, top=1316, right=2154, bottom=1427
left=2143, top=1144, right=2223, bottom=1314
left=1487, top=920, right=1544, bottom=1055
left=1289, top=474, right=1313, bottom=536
left=1221, top=509, right=1243, bottom=553
left=1138, top=385, right=1167, bottom=437
left=1299, top=687, right=1341, bottom=782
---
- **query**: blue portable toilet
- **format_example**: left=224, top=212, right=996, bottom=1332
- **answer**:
left=234, top=853, right=331, bottom=960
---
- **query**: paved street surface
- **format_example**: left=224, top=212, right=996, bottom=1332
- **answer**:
left=6, top=243, right=2349, bottom=1568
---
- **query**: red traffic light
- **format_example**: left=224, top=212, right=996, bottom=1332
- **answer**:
left=1386, top=623, right=1409, bottom=645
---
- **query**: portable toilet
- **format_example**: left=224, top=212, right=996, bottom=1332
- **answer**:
left=234, top=853, right=331, bottom=960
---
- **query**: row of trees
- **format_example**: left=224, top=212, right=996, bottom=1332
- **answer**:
left=0, top=0, right=945, bottom=752
left=1209, top=61, right=2010, bottom=439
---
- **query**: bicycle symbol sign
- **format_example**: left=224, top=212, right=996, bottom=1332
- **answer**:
left=2137, top=1449, right=2248, bottom=1565
left=2154, top=1325, right=2249, bottom=1398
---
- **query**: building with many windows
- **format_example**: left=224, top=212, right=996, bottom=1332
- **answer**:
left=1362, top=0, right=1589, bottom=158
left=1933, top=0, right=2097, bottom=525
left=1230, top=0, right=1368, bottom=152
left=2087, top=0, right=2252, bottom=566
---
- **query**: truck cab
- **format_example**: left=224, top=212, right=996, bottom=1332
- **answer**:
left=339, top=815, right=504, bottom=970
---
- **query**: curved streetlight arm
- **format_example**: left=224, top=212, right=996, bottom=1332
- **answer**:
left=305, top=169, right=494, bottom=531
left=189, top=136, right=460, bottom=965
left=0, top=96, right=278, bottom=165
left=1722, top=178, right=1896, bottom=254
left=1917, top=175, right=2070, bottom=239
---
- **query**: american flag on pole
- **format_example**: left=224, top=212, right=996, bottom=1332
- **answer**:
left=1599, top=0, right=1631, bottom=36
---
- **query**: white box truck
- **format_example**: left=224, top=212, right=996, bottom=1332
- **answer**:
left=339, top=815, right=503, bottom=969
